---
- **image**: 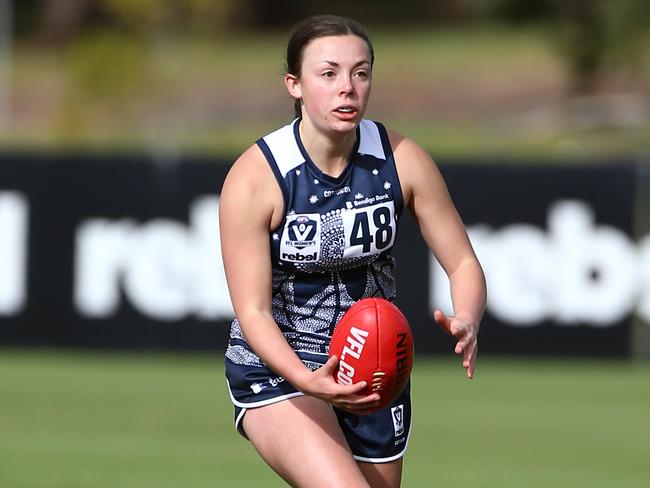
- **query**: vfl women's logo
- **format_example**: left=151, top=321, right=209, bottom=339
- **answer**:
left=287, top=215, right=318, bottom=249
left=280, top=213, right=321, bottom=263
left=391, top=405, right=405, bottom=437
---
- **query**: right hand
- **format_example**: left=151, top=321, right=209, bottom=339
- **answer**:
left=297, top=356, right=380, bottom=413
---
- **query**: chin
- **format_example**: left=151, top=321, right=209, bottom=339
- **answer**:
left=328, top=118, right=361, bottom=133
left=304, top=112, right=362, bottom=136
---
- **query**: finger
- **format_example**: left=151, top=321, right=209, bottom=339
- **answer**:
left=319, top=357, right=369, bottom=394
left=455, top=335, right=472, bottom=355
left=330, top=375, right=370, bottom=396
left=469, top=343, right=478, bottom=379
left=464, top=342, right=478, bottom=379
left=455, top=325, right=477, bottom=354
left=320, top=355, right=339, bottom=374
left=355, top=392, right=380, bottom=403
left=336, top=393, right=380, bottom=412
left=461, top=338, right=475, bottom=366
left=342, top=392, right=380, bottom=405
left=434, top=309, right=453, bottom=335
left=340, top=381, right=369, bottom=395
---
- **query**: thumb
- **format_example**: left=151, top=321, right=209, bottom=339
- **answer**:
left=317, top=356, right=368, bottom=395
left=320, top=355, right=339, bottom=376
left=323, top=356, right=367, bottom=393
left=434, top=309, right=453, bottom=335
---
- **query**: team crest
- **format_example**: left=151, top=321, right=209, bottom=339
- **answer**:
left=280, top=213, right=321, bottom=263
left=391, top=405, right=405, bottom=437
left=287, top=216, right=318, bottom=249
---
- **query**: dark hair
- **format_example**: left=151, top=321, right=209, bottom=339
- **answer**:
left=285, top=15, right=375, bottom=119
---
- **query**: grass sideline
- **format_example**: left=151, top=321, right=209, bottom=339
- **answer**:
left=0, top=349, right=648, bottom=487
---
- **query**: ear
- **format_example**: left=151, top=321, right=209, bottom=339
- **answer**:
left=284, top=73, right=302, bottom=100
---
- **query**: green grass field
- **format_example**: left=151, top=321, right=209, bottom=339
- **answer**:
left=1, top=349, right=648, bottom=487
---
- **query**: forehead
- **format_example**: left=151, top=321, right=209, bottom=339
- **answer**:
left=302, top=35, right=371, bottom=64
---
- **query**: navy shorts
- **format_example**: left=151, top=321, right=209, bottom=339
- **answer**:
left=226, top=357, right=411, bottom=463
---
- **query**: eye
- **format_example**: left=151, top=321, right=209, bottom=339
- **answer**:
left=354, top=70, right=369, bottom=79
left=322, top=71, right=336, bottom=78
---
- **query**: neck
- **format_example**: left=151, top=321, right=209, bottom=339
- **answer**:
left=298, top=118, right=357, bottom=177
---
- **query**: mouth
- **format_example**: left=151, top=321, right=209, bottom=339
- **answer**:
left=334, top=106, right=358, bottom=116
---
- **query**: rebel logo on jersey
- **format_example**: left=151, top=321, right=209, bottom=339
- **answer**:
left=280, top=213, right=322, bottom=262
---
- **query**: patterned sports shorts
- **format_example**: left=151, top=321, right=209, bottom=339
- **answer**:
left=226, top=358, right=411, bottom=463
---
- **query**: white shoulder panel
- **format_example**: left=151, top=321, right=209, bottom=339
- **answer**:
left=262, top=119, right=305, bottom=177
left=357, top=120, right=386, bottom=160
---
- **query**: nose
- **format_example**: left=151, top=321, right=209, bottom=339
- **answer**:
left=338, top=74, right=354, bottom=95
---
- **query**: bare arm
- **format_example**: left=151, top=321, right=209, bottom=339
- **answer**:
left=220, top=145, right=379, bottom=409
left=391, top=131, right=487, bottom=378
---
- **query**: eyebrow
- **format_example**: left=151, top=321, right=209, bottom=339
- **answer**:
left=318, top=60, right=370, bottom=68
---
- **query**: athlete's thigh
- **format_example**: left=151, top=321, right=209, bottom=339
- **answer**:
left=243, top=396, right=370, bottom=488
left=358, top=459, right=403, bottom=488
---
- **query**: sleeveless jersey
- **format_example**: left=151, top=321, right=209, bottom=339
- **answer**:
left=225, top=118, right=404, bottom=382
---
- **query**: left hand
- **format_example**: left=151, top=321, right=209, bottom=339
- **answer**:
left=434, top=309, right=479, bottom=379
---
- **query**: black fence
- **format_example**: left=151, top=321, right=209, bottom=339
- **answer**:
left=1, top=153, right=647, bottom=356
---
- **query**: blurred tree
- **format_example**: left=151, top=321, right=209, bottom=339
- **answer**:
left=553, top=0, right=650, bottom=93
left=17, top=0, right=245, bottom=42
left=470, top=0, right=649, bottom=93
left=12, top=0, right=40, bottom=36
left=40, top=0, right=91, bottom=43
left=98, top=0, right=242, bottom=35
left=466, top=0, right=554, bottom=21
left=555, top=0, right=606, bottom=93
left=11, top=0, right=649, bottom=97
left=241, top=0, right=471, bottom=27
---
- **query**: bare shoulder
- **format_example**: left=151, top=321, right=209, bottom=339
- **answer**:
left=222, top=144, right=271, bottom=192
left=387, top=128, right=441, bottom=179
left=220, top=144, right=283, bottom=226
left=388, top=127, right=435, bottom=158
left=386, top=128, right=446, bottom=206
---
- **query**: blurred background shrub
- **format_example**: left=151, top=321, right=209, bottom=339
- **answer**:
left=2, top=0, right=648, bottom=157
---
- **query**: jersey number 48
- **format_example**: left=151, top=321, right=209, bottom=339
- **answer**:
left=344, top=202, right=396, bottom=257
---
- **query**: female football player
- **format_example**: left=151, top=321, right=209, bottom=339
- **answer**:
left=220, top=14, right=486, bottom=488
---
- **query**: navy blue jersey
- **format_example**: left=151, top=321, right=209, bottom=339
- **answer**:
left=225, top=118, right=404, bottom=395
left=224, top=119, right=412, bottom=462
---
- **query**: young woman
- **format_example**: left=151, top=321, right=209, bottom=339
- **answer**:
left=220, top=15, right=486, bottom=488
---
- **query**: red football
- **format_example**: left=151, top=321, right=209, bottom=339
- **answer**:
left=329, top=297, right=414, bottom=412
